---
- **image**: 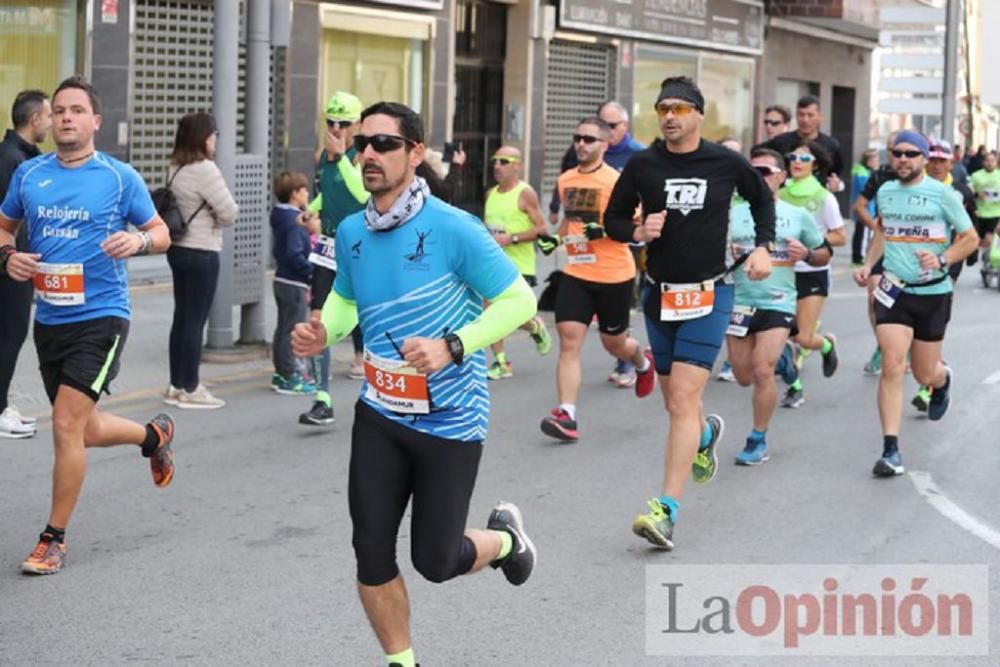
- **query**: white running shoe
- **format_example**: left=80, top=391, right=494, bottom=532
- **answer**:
left=163, top=385, right=182, bottom=406
left=175, top=385, right=226, bottom=409
left=0, top=407, right=36, bottom=439
left=4, top=404, right=36, bottom=427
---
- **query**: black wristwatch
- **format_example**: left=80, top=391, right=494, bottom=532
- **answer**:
left=444, top=333, right=464, bottom=366
left=937, top=252, right=949, bottom=269
left=0, top=245, right=15, bottom=276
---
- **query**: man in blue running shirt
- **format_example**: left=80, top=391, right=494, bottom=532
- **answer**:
left=0, top=77, right=176, bottom=575
left=292, top=102, right=538, bottom=667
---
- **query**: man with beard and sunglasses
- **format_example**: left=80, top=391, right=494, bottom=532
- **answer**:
left=291, top=102, right=537, bottom=667
left=535, top=117, right=647, bottom=442
left=297, top=92, right=367, bottom=426
left=852, top=131, right=978, bottom=478
left=603, top=76, right=775, bottom=550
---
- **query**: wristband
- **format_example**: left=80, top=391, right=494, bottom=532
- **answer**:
left=134, top=231, right=153, bottom=256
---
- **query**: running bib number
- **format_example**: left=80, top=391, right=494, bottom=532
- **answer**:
left=308, top=235, right=337, bottom=271
left=363, top=349, right=430, bottom=415
left=660, top=281, right=715, bottom=321
left=984, top=189, right=1000, bottom=203
left=564, top=235, right=596, bottom=265
left=726, top=305, right=756, bottom=338
left=874, top=272, right=904, bottom=309
left=33, top=263, right=85, bottom=306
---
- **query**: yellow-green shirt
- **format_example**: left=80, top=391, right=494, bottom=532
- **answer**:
left=484, top=181, right=537, bottom=276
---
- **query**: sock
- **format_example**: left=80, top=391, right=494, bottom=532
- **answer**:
left=634, top=348, right=650, bottom=372
left=918, top=386, right=932, bottom=399
left=496, top=352, right=508, bottom=366
left=821, top=338, right=833, bottom=355
left=559, top=403, right=576, bottom=420
left=42, top=524, right=65, bottom=544
left=658, top=495, right=679, bottom=521
left=749, top=429, right=766, bottom=443
left=699, top=420, right=713, bottom=450
left=141, top=424, right=160, bottom=458
left=883, top=435, right=899, bottom=457
left=316, top=390, right=331, bottom=407
left=496, top=530, right=513, bottom=561
left=386, top=647, right=415, bottom=667
left=790, top=378, right=803, bottom=391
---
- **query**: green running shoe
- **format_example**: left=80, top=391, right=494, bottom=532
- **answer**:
left=632, top=498, right=674, bottom=550
left=530, top=321, right=552, bottom=356
left=486, top=360, right=513, bottom=380
left=692, top=414, right=724, bottom=485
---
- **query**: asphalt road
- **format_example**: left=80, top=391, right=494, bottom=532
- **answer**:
left=2, top=259, right=999, bottom=666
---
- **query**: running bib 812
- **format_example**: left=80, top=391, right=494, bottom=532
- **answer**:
left=363, top=349, right=430, bottom=415
left=660, top=281, right=715, bottom=321
left=33, top=263, right=85, bottom=306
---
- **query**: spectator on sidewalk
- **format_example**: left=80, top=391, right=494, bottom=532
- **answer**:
left=163, top=112, right=238, bottom=409
left=850, top=148, right=879, bottom=265
left=271, top=171, right=317, bottom=397
left=0, top=90, right=50, bottom=438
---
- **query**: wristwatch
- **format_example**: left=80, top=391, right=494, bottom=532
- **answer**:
left=937, top=252, right=949, bottom=269
left=511, top=234, right=520, bottom=244
left=444, top=333, right=464, bottom=366
left=0, top=245, right=16, bottom=275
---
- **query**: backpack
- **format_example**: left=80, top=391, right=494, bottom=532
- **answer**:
left=151, top=165, right=206, bottom=241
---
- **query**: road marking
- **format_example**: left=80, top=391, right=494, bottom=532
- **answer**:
left=909, top=470, right=1000, bottom=551
left=983, top=369, right=1000, bottom=385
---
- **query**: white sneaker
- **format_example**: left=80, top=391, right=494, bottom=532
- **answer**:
left=0, top=408, right=36, bottom=439
left=163, top=385, right=182, bottom=406
left=347, top=362, right=365, bottom=380
left=176, top=385, right=226, bottom=410
left=4, top=404, right=36, bottom=427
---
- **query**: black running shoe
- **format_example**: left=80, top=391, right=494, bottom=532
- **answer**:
left=927, top=366, right=952, bottom=421
left=488, top=501, right=536, bottom=586
left=299, top=401, right=335, bottom=426
left=821, top=333, right=839, bottom=378
left=873, top=451, right=904, bottom=477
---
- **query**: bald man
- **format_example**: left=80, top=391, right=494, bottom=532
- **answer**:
left=483, top=145, right=551, bottom=379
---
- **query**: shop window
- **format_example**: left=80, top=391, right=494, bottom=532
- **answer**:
left=700, top=56, right=755, bottom=150
left=631, top=48, right=697, bottom=145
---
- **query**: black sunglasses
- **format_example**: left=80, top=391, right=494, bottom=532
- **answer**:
left=326, top=119, right=353, bottom=130
left=891, top=149, right=924, bottom=159
left=753, top=165, right=781, bottom=177
left=763, top=119, right=784, bottom=127
left=353, top=134, right=417, bottom=154
left=573, top=134, right=601, bottom=145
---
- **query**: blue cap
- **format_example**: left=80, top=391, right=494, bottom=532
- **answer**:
left=893, top=130, right=929, bottom=157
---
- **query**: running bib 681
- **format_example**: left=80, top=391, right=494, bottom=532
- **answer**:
left=33, top=262, right=85, bottom=306
left=660, top=281, right=715, bottom=321
left=363, top=349, right=430, bottom=415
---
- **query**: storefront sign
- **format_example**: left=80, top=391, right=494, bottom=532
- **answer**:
left=0, top=7, right=59, bottom=34
left=102, top=0, right=119, bottom=24
left=364, top=0, right=444, bottom=10
left=559, top=0, right=765, bottom=55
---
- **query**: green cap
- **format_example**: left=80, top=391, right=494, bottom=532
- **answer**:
left=325, top=91, right=363, bottom=122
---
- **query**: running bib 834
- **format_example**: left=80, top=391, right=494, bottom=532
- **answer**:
left=33, top=263, right=85, bottom=306
left=363, top=349, right=430, bottom=415
left=660, top=281, right=715, bottom=321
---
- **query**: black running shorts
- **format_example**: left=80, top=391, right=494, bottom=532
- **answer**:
left=795, top=270, right=830, bottom=299
left=33, top=316, right=129, bottom=403
left=874, top=291, right=952, bottom=342
left=555, top=273, right=632, bottom=335
left=747, top=308, right=798, bottom=337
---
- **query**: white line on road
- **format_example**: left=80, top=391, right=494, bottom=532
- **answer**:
left=909, top=470, right=1000, bottom=551
left=983, top=369, right=1000, bottom=385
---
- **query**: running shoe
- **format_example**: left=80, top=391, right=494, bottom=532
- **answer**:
left=272, top=373, right=317, bottom=395
left=5, top=405, right=36, bottom=427
left=927, top=366, right=952, bottom=421
left=347, top=362, right=365, bottom=380
left=614, top=368, right=638, bottom=388
left=486, top=361, right=513, bottom=380
left=734, top=438, right=770, bottom=466
left=873, top=451, right=904, bottom=477
left=776, top=341, right=799, bottom=386
left=635, top=349, right=656, bottom=398
left=781, top=386, right=805, bottom=408
left=540, top=408, right=578, bottom=442
left=0, top=407, right=35, bottom=439
left=863, top=348, right=882, bottom=376
left=821, top=333, right=839, bottom=377
left=163, top=385, right=182, bottom=406
left=487, top=501, right=536, bottom=586
left=692, top=414, right=724, bottom=484
left=530, top=322, right=552, bottom=356
left=607, top=369, right=621, bottom=384
left=147, top=413, right=175, bottom=488
left=631, top=498, right=674, bottom=550
left=299, top=400, right=335, bottom=426
left=21, top=536, right=67, bottom=575
left=911, top=387, right=931, bottom=413
left=716, top=361, right=735, bottom=382
left=176, top=385, right=225, bottom=410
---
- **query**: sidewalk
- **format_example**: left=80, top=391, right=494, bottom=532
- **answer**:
left=6, top=265, right=358, bottom=420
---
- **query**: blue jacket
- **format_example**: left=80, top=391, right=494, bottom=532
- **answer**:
left=270, top=203, right=312, bottom=285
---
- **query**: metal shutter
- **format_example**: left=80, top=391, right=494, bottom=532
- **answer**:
left=543, top=40, right=617, bottom=203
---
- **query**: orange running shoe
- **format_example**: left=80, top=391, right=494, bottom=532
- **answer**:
left=21, top=537, right=67, bottom=575
left=147, top=413, right=175, bottom=488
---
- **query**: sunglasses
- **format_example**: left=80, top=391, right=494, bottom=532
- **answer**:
left=753, top=165, right=782, bottom=176
left=763, top=119, right=784, bottom=127
left=786, top=153, right=815, bottom=163
left=573, top=134, right=601, bottom=145
left=326, top=119, right=353, bottom=130
left=655, top=102, right=698, bottom=117
left=891, top=149, right=924, bottom=159
left=491, top=156, right=518, bottom=165
left=606, top=121, right=623, bottom=129
left=353, top=134, right=416, bottom=154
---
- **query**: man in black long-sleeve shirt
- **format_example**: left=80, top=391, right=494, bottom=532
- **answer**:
left=0, top=90, right=50, bottom=439
left=756, top=95, right=845, bottom=192
left=603, top=76, right=775, bottom=552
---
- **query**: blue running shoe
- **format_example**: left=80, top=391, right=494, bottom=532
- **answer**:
left=734, top=438, right=770, bottom=466
left=873, top=451, right=904, bottom=477
left=775, top=341, right=799, bottom=386
left=927, top=366, right=952, bottom=421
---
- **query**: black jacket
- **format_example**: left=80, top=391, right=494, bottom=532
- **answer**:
left=0, top=129, right=42, bottom=252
